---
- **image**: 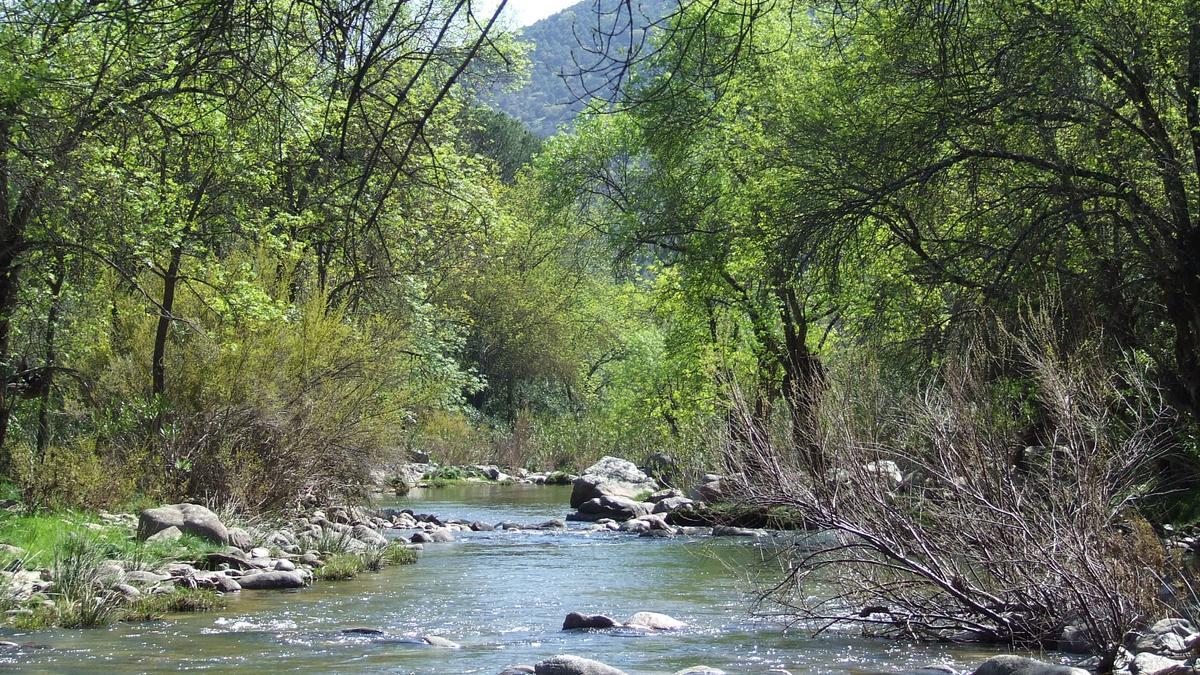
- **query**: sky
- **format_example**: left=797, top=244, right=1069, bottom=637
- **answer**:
left=499, top=0, right=580, bottom=26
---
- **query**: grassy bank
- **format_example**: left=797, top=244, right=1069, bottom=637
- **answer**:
left=0, top=507, right=417, bottom=630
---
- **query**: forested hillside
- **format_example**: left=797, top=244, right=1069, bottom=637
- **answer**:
left=490, top=0, right=674, bottom=136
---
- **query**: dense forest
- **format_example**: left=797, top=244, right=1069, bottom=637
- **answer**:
left=4, top=0, right=1200, bottom=662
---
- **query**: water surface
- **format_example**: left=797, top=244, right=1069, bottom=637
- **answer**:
left=2, top=484, right=1040, bottom=673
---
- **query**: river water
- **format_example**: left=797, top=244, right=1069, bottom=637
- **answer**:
left=2, top=484, right=1044, bottom=673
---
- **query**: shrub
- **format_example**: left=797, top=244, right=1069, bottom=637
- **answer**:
left=734, top=319, right=1182, bottom=659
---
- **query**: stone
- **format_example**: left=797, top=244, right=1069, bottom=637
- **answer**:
left=689, top=475, right=729, bottom=502
left=653, top=497, right=695, bottom=514
left=352, top=525, right=388, bottom=548
left=972, top=655, right=1090, bottom=675
left=1058, top=624, right=1092, bottom=654
left=420, top=635, right=460, bottom=649
left=569, top=456, right=659, bottom=509
left=343, top=628, right=386, bottom=636
left=1132, top=653, right=1189, bottom=675
left=138, top=504, right=229, bottom=544
left=211, top=575, right=242, bottom=593
left=674, top=669, right=726, bottom=675
left=711, top=525, right=761, bottom=537
left=647, top=488, right=684, bottom=503
left=427, top=529, right=455, bottom=543
left=500, top=667, right=536, bottom=675
left=114, top=583, right=141, bottom=599
left=639, top=529, right=676, bottom=538
left=274, top=559, right=296, bottom=572
left=562, top=612, right=618, bottom=630
left=237, top=571, right=307, bottom=590
left=577, top=495, right=653, bottom=521
left=624, top=611, right=686, bottom=631
left=227, top=527, right=254, bottom=551
left=534, top=655, right=629, bottom=675
left=124, top=570, right=171, bottom=585
left=865, top=460, right=904, bottom=489
left=470, top=521, right=495, bottom=532
left=538, top=519, right=567, bottom=529
left=145, top=526, right=183, bottom=543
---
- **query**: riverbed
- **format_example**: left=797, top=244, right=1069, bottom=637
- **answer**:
left=2, top=484, right=1035, bottom=673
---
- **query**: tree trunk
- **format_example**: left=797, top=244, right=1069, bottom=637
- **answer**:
left=152, top=245, right=183, bottom=403
left=35, top=256, right=65, bottom=459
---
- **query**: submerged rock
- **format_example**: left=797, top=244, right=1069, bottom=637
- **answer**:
left=674, top=668, right=726, bottom=675
left=534, top=655, right=629, bottom=675
left=576, top=496, right=653, bottom=521
left=342, top=628, right=386, bottom=636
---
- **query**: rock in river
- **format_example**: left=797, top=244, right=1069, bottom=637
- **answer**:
left=138, top=503, right=229, bottom=545
left=624, top=611, right=686, bottom=631
left=972, top=655, right=1089, bottom=675
left=534, top=655, right=629, bottom=675
left=570, top=456, right=659, bottom=509
left=236, top=571, right=307, bottom=590
left=562, top=612, right=618, bottom=630
left=576, top=496, right=652, bottom=521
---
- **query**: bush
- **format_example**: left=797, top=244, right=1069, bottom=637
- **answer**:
left=734, top=319, right=1182, bottom=658
left=315, top=553, right=366, bottom=581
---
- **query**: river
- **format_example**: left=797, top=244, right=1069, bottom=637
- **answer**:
left=2, top=483, right=1039, bottom=673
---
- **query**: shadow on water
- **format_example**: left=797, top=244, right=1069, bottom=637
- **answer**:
left=1, top=483, right=1040, bottom=674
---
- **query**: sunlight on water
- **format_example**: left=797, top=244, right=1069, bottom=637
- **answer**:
left=0, top=484, right=1035, bottom=674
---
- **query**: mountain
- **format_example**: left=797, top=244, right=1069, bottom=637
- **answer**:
left=491, top=0, right=674, bottom=137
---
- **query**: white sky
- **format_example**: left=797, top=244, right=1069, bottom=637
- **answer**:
left=495, top=0, right=580, bottom=27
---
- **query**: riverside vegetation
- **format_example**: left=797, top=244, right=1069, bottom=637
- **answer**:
left=2, top=0, right=1200, bottom=673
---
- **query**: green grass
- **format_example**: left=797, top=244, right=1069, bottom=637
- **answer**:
left=314, top=553, right=366, bottom=581
left=123, top=589, right=225, bottom=621
left=0, top=511, right=223, bottom=572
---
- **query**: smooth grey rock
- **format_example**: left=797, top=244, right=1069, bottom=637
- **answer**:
left=124, top=570, right=171, bottom=585
left=138, top=504, right=229, bottom=544
left=711, top=525, right=760, bottom=537
left=500, top=667, right=536, bottom=675
left=562, top=612, right=618, bottom=630
left=427, top=529, right=454, bottom=543
left=342, top=628, right=386, bottom=636
left=273, top=559, right=296, bottom=572
left=227, top=527, right=254, bottom=551
left=211, top=575, right=241, bottom=593
left=534, top=655, right=629, bottom=675
left=569, top=456, right=659, bottom=508
left=421, top=635, right=460, bottom=649
left=653, top=497, right=694, bottom=514
left=538, top=519, right=567, bottom=529
left=237, top=571, right=307, bottom=590
left=1132, top=653, right=1188, bottom=675
left=577, top=495, right=653, bottom=521
left=624, top=611, right=686, bottom=631
left=972, top=655, right=1090, bottom=675
left=145, top=526, right=183, bottom=543
left=674, top=668, right=726, bottom=675
left=352, top=525, right=388, bottom=548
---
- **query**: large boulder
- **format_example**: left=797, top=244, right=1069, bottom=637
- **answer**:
left=138, top=504, right=229, bottom=545
left=534, top=655, right=629, bottom=675
left=570, top=457, right=659, bottom=508
left=972, top=656, right=1089, bottom=675
left=574, top=495, right=653, bottom=522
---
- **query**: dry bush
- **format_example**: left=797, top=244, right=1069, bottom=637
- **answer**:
left=731, top=318, right=1181, bottom=658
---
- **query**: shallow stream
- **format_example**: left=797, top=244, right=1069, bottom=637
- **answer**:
left=2, top=484, right=1039, bottom=673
